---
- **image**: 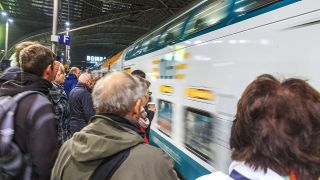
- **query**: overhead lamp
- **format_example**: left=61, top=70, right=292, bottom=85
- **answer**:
left=4, top=16, right=13, bottom=59
left=65, top=21, right=70, bottom=27
left=1, top=11, right=8, bottom=17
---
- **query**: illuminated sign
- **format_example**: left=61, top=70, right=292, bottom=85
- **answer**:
left=86, top=56, right=106, bottom=65
left=58, top=35, right=71, bottom=45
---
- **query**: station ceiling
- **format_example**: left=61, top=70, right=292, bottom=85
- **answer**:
left=0, top=0, right=196, bottom=68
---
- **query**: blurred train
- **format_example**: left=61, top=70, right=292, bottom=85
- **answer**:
left=99, top=0, right=320, bottom=179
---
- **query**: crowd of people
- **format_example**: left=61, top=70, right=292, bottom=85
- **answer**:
left=0, top=41, right=319, bottom=180
left=0, top=42, right=169, bottom=180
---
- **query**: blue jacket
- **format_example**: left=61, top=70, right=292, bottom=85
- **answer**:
left=68, top=83, right=95, bottom=135
left=63, top=73, right=78, bottom=97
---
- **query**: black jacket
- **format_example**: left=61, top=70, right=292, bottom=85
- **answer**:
left=0, top=72, right=59, bottom=180
left=68, top=83, right=95, bottom=135
left=145, top=107, right=154, bottom=139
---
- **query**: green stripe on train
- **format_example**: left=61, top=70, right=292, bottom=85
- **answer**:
left=150, top=130, right=210, bottom=180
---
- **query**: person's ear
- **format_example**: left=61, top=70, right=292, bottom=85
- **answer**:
left=43, top=64, right=52, bottom=81
left=132, top=99, right=142, bottom=121
left=53, top=61, right=60, bottom=76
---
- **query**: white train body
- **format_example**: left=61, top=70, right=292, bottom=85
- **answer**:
left=106, top=0, right=320, bottom=179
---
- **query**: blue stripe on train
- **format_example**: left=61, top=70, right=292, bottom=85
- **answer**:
left=150, top=130, right=210, bottom=180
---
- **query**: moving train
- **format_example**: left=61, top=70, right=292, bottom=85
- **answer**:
left=101, top=0, right=320, bottom=179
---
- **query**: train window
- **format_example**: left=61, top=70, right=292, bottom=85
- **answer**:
left=140, top=37, right=151, bottom=53
left=131, top=41, right=143, bottom=57
left=184, top=108, right=212, bottom=161
left=140, top=32, right=161, bottom=53
left=185, top=0, right=232, bottom=36
left=146, top=33, right=161, bottom=51
left=234, top=0, right=281, bottom=15
left=157, top=100, right=173, bottom=136
left=126, top=46, right=134, bottom=58
left=159, top=16, right=187, bottom=46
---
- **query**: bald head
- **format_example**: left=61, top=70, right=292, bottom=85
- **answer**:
left=78, top=72, right=92, bottom=85
left=103, top=72, right=137, bottom=90
left=92, top=72, right=146, bottom=116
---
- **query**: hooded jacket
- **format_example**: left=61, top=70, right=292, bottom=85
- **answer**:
left=63, top=73, right=78, bottom=97
left=0, top=72, right=59, bottom=180
left=51, top=114, right=178, bottom=180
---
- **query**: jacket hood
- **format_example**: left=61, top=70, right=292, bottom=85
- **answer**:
left=68, top=115, right=144, bottom=162
left=0, top=66, right=22, bottom=81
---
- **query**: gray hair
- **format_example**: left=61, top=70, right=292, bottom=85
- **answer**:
left=135, top=76, right=150, bottom=95
left=78, top=72, right=92, bottom=83
left=92, top=72, right=146, bottom=115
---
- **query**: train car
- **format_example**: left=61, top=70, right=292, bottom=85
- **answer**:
left=94, top=51, right=124, bottom=76
left=107, top=0, right=320, bottom=179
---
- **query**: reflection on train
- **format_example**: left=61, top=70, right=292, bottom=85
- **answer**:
left=157, top=100, right=173, bottom=135
left=100, top=0, right=320, bottom=179
left=184, top=108, right=212, bottom=162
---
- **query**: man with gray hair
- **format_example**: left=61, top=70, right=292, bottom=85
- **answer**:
left=68, top=72, right=95, bottom=136
left=51, top=72, right=178, bottom=180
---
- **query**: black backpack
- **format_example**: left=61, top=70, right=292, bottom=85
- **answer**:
left=0, top=91, right=42, bottom=180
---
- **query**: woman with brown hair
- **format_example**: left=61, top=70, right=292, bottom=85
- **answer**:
left=197, top=74, right=320, bottom=180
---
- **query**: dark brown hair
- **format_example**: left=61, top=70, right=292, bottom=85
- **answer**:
left=19, top=44, right=55, bottom=77
left=131, top=69, right=146, bottom=79
left=15, top=41, right=39, bottom=67
left=230, top=74, right=320, bottom=179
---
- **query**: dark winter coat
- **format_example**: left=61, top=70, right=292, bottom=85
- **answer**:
left=63, top=73, right=78, bottom=97
left=68, top=83, right=95, bottom=135
left=0, top=72, right=59, bottom=180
